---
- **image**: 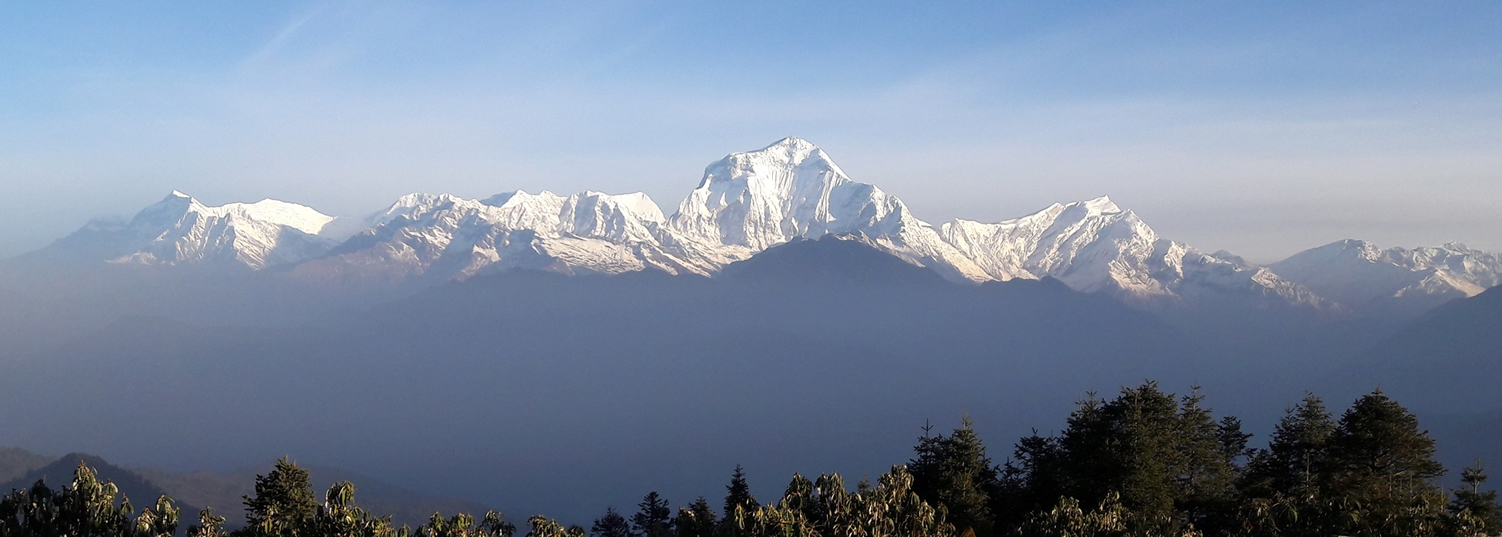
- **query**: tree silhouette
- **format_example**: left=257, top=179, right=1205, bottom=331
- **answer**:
left=590, top=507, right=630, bottom=537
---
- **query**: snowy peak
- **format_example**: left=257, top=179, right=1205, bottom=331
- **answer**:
left=665, top=137, right=993, bottom=281
left=939, top=196, right=1150, bottom=286
left=131, top=191, right=334, bottom=236
left=668, top=137, right=912, bottom=250
left=938, top=196, right=1327, bottom=309
left=44, top=191, right=338, bottom=270
left=1076, top=195, right=1121, bottom=214
left=1269, top=239, right=1502, bottom=313
left=303, top=188, right=708, bottom=284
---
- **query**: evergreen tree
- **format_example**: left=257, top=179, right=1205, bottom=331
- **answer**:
left=674, top=497, right=716, bottom=537
left=722, top=465, right=757, bottom=522
left=719, top=466, right=759, bottom=537
left=631, top=492, right=673, bottom=537
left=1449, top=460, right=1502, bottom=533
left=1059, top=382, right=1184, bottom=518
left=909, top=415, right=998, bottom=536
left=1241, top=393, right=1336, bottom=499
left=239, top=456, right=318, bottom=536
left=591, top=507, right=631, bottom=537
left=995, top=429, right=1065, bottom=529
left=1176, top=387, right=1242, bottom=531
left=1324, top=389, right=1447, bottom=536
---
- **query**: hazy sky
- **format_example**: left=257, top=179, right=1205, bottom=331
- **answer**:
left=2, top=1, right=1499, bottom=261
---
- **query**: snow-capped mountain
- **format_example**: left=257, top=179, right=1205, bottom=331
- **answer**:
left=294, top=137, right=993, bottom=285
left=294, top=189, right=734, bottom=285
left=29, top=191, right=336, bottom=270
left=291, top=137, right=1316, bottom=308
left=1269, top=240, right=1502, bottom=315
left=667, top=137, right=991, bottom=282
left=27, top=137, right=1492, bottom=318
left=938, top=196, right=1326, bottom=307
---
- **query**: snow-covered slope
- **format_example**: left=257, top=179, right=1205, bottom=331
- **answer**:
left=295, top=190, right=732, bottom=285
left=1269, top=240, right=1502, bottom=314
left=668, top=137, right=991, bottom=282
left=35, top=191, right=336, bottom=270
left=939, top=197, right=1325, bottom=308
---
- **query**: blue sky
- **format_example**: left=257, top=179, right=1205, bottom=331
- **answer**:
left=1, top=1, right=1499, bottom=260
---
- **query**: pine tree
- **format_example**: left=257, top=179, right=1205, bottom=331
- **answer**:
left=1449, top=460, right=1502, bottom=533
left=723, top=465, right=757, bottom=520
left=909, top=415, right=998, bottom=536
left=674, top=497, right=716, bottom=537
left=1058, top=382, right=1185, bottom=519
left=1176, top=387, right=1242, bottom=531
left=631, top=492, right=673, bottom=537
left=1324, top=389, right=1447, bottom=536
left=1241, top=393, right=1336, bottom=500
left=239, top=456, right=318, bottom=536
left=591, top=507, right=631, bottom=537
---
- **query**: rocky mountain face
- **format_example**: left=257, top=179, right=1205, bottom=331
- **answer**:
left=15, top=137, right=1498, bottom=316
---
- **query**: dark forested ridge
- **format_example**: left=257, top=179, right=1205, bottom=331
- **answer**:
left=2, top=383, right=1495, bottom=536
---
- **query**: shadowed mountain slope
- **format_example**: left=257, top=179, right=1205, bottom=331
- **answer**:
left=0, top=237, right=1207, bottom=524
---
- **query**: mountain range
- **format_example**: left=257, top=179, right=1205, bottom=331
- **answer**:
left=10, top=137, right=1498, bottom=318
left=2, top=137, right=1500, bottom=523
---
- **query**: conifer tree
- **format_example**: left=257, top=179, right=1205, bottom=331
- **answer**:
left=1176, top=388, right=1242, bottom=531
left=591, top=507, right=631, bottom=537
left=1241, top=393, right=1336, bottom=500
left=1449, top=460, right=1502, bottom=533
left=1324, top=389, right=1447, bottom=536
left=674, top=497, right=716, bottom=537
left=631, top=492, right=673, bottom=537
left=1059, top=382, right=1185, bottom=519
left=239, top=456, right=318, bottom=536
left=995, top=429, right=1064, bottom=529
left=909, top=415, right=998, bottom=536
left=722, top=465, right=757, bottom=522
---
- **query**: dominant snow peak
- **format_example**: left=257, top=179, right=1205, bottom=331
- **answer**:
left=668, top=135, right=908, bottom=250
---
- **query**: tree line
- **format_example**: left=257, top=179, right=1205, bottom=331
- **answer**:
left=1, top=382, right=1496, bottom=536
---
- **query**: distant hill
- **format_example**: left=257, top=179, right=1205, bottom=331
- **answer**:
left=1321, top=285, right=1502, bottom=475
left=0, top=447, right=53, bottom=483
left=1342, top=284, right=1502, bottom=411
left=0, top=453, right=200, bottom=517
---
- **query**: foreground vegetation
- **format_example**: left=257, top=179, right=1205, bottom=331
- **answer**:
left=1, top=382, right=1496, bottom=537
